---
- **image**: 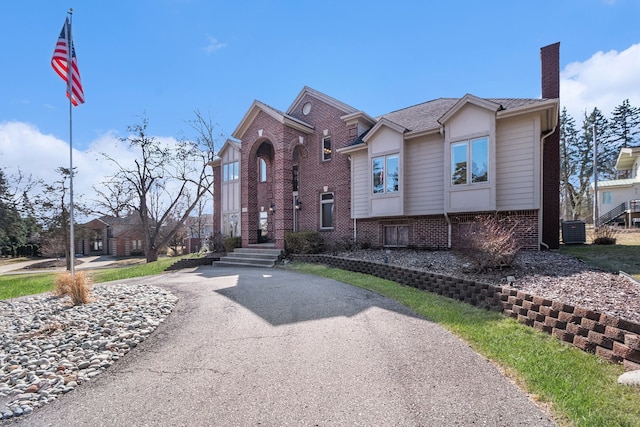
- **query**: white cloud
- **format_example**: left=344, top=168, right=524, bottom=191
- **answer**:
left=561, top=43, right=640, bottom=120
left=203, top=35, right=226, bottom=55
left=0, top=121, right=125, bottom=219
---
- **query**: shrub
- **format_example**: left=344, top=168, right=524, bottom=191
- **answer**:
left=207, top=233, right=226, bottom=253
left=455, top=213, right=522, bottom=272
left=223, top=236, right=242, bottom=253
left=592, top=226, right=617, bottom=245
left=284, top=231, right=323, bottom=255
left=55, top=271, right=92, bottom=305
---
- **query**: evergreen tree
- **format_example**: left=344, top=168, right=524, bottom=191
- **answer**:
left=610, top=99, right=640, bottom=149
left=559, top=108, right=580, bottom=219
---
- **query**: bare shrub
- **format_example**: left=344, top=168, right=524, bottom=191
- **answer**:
left=55, top=271, right=92, bottom=305
left=592, top=225, right=617, bottom=245
left=455, top=214, right=522, bottom=272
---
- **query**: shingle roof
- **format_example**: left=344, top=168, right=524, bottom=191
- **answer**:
left=377, top=97, right=552, bottom=133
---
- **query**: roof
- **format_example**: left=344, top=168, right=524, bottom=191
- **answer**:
left=231, top=100, right=314, bottom=140
left=616, top=146, right=640, bottom=170
left=378, top=97, right=553, bottom=134
left=596, top=178, right=639, bottom=188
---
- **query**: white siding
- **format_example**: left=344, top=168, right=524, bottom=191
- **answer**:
left=352, top=152, right=369, bottom=218
left=496, top=115, right=539, bottom=210
left=404, top=136, right=445, bottom=215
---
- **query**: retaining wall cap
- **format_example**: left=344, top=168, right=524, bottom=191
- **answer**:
left=618, top=370, right=640, bottom=386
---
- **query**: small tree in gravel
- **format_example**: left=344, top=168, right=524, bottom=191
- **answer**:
left=455, top=214, right=522, bottom=272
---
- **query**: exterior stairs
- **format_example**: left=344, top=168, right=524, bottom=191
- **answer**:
left=214, top=247, right=283, bottom=268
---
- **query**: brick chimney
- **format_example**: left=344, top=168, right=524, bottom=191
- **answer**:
left=541, top=42, right=560, bottom=249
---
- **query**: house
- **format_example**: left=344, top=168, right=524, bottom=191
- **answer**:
left=183, top=213, right=215, bottom=253
left=596, top=146, right=640, bottom=227
left=211, top=43, right=561, bottom=251
left=76, top=215, right=146, bottom=257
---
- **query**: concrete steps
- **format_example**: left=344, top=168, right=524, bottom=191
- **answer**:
left=214, top=247, right=283, bottom=268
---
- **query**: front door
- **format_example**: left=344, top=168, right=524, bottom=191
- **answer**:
left=258, top=211, right=268, bottom=243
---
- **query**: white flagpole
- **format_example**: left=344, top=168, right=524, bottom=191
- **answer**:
left=67, top=8, right=75, bottom=276
left=593, top=123, right=599, bottom=228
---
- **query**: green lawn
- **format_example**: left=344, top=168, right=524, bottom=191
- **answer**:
left=287, top=263, right=640, bottom=427
left=0, top=256, right=189, bottom=300
left=560, top=244, right=640, bottom=279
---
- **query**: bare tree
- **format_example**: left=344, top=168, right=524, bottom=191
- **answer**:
left=96, top=114, right=216, bottom=262
left=35, top=167, right=89, bottom=270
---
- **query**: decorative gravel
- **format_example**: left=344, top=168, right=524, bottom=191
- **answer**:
left=0, top=284, right=177, bottom=421
left=336, top=249, right=640, bottom=325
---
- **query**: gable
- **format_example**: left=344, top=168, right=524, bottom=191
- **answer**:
left=445, top=103, right=495, bottom=140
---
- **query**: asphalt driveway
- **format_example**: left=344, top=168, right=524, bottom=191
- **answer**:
left=6, top=266, right=554, bottom=426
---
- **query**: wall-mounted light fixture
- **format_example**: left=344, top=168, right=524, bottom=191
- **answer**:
left=295, top=199, right=302, bottom=210
left=269, top=203, right=276, bottom=214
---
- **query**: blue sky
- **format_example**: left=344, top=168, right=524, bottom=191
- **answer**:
left=2, top=0, right=640, bottom=200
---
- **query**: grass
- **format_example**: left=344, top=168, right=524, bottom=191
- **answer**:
left=560, top=228, right=640, bottom=279
left=287, top=262, right=640, bottom=427
left=0, top=255, right=190, bottom=300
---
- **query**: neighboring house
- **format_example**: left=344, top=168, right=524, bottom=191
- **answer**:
left=76, top=215, right=146, bottom=257
left=211, top=43, right=561, bottom=250
left=183, top=213, right=215, bottom=253
left=595, top=146, right=640, bottom=227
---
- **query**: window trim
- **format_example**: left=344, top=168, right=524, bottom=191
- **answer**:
left=450, top=136, right=488, bottom=186
left=322, top=136, right=332, bottom=162
left=319, top=192, right=334, bottom=230
left=372, top=153, right=400, bottom=194
left=222, top=161, right=239, bottom=182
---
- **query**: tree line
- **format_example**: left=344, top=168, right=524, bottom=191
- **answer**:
left=560, top=99, right=640, bottom=221
left=0, top=111, right=221, bottom=265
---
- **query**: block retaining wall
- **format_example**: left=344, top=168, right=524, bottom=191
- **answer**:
left=291, top=254, right=640, bottom=371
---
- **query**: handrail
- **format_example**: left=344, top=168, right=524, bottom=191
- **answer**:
left=598, top=202, right=627, bottom=225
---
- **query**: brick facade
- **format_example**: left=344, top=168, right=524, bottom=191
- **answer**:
left=213, top=44, right=560, bottom=251
left=541, top=42, right=561, bottom=249
left=237, top=96, right=354, bottom=249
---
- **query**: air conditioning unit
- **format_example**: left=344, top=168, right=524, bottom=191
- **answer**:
left=562, top=220, right=586, bottom=245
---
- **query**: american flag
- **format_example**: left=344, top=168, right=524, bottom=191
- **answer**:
left=51, top=17, right=85, bottom=106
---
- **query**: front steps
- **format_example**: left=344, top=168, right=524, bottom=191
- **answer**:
left=214, top=247, right=283, bottom=268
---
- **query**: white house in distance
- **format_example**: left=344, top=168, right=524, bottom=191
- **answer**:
left=596, top=146, right=640, bottom=227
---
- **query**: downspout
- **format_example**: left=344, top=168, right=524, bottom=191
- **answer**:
left=540, top=122, right=558, bottom=251
left=354, top=218, right=357, bottom=242
left=441, top=125, right=452, bottom=249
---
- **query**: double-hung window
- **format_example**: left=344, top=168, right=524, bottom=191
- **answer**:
left=451, top=137, right=488, bottom=186
left=372, top=154, right=399, bottom=194
left=223, top=161, right=239, bottom=182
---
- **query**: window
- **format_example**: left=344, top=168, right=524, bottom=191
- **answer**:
left=320, top=192, right=334, bottom=229
left=384, top=225, right=409, bottom=247
left=223, top=161, right=239, bottom=182
left=602, top=191, right=612, bottom=205
left=91, top=230, right=103, bottom=251
left=131, top=239, right=143, bottom=250
left=372, top=154, right=399, bottom=194
left=322, top=136, right=332, bottom=161
left=451, top=137, right=488, bottom=186
left=292, top=165, right=299, bottom=191
left=222, top=213, right=239, bottom=237
left=259, top=158, right=267, bottom=182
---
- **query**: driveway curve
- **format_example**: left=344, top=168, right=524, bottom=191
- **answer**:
left=6, top=266, right=554, bottom=426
